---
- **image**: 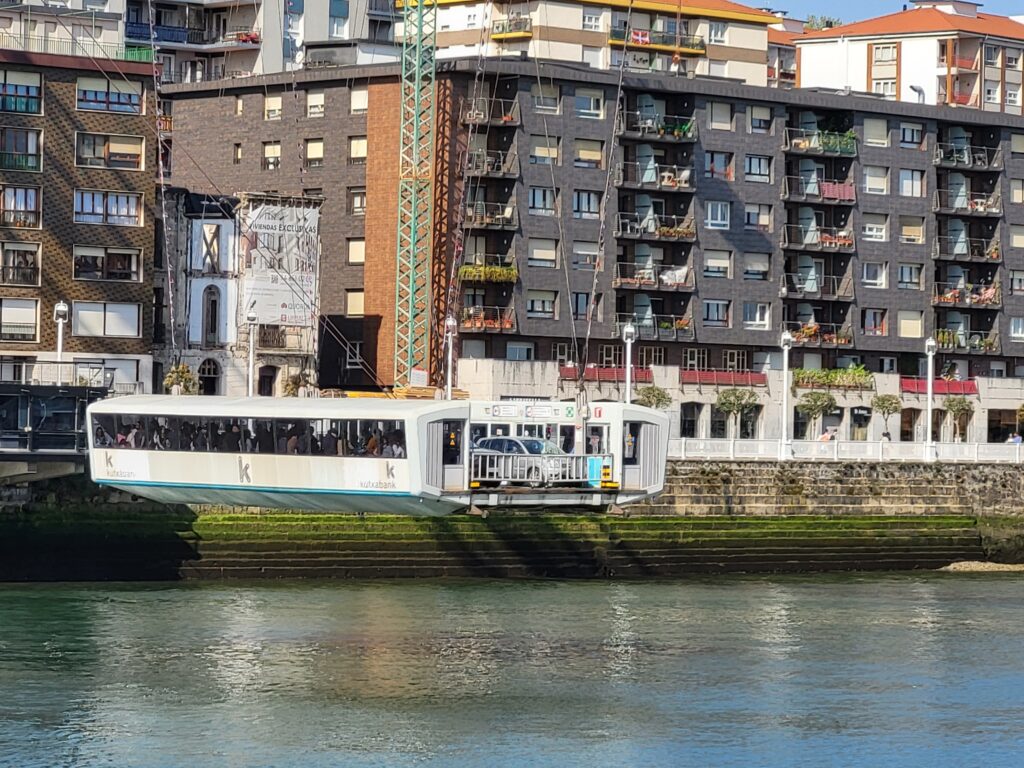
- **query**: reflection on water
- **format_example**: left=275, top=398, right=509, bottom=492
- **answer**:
left=2, top=575, right=1024, bottom=768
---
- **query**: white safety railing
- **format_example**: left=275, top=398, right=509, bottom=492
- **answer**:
left=669, top=438, right=1024, bottom=463
left=471, top=453, right=611, bottom=486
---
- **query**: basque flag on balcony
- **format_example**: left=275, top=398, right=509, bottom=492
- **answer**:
left=630, top=29, right=650, bottom=45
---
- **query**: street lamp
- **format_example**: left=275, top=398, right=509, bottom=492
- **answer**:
left=444, top=315, right=457, bottom=400
left=780, top=330, right=793, bottom=460
left=247, top=309, right=258, bottom=397
left=53, top=301, right=69, bottom=382
left=924, top=335, right=937, bottom=461
left=622, top=320, right=636, bottom=404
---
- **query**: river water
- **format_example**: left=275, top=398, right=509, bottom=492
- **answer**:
left=1, top=575, right=1023, bottom=767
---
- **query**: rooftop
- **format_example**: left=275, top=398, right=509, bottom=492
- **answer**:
left=799, top=6, right=1024, bottom=42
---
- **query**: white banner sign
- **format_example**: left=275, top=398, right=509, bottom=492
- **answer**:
left=241, top=202, right=320, bottom=327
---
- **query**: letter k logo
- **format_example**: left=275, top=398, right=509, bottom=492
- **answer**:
left=238, top=456, right=252, bottom=484
left=385, top=462, right=395, bottom=480
left=105, top=453, right=113, bottom=470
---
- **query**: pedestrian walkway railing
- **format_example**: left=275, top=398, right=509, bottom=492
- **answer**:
left=669, top=438, right=1024, bottom=463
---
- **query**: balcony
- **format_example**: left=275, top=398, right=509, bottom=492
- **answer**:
left=462, top=97, right=520, bottom=126
left=900, top=377, right=979, bottom=395
left=0, top=264, right=38, bottom=286
left=782, top=224, right=855, bottom=252
left=608, top=28, right=706, bottom=55
left=460, top=305, right=516, bottom=333
left=933, top=143, right=1002, bottom=169
left=944, top=91, right=979, bottom=107
left=458, top=254, right=517, bottom=283
left=615, top=162, right=694, bottom=191
left=784, top=127, right=857, bottom=156
left=490, top=18, right=533, bottom=40
left=616, top=313, right=694, bottom=341
left=560, top=365, right=654, bottom=383
left=932, top=282, right=1001, bottom=308
left=617, top=112, right=697, bottom=142
left=0, top=152, right=40, bottom=172
left=783, top=321, right=853, bottom=348
left=941, top=55, right=979, bottom=71
left=126, top=22, right=188, bottom=43
left=612, top=262, right=694, bottom=291
left=258, top=325, right=287, bottom=349
left=935, top=328, right=999, bottom=354
left=0, top=322, right=35, bottom=342
left=768, top=66, right=797, bottom=83
left=679, top=369, right=768, bottom=386
left=464, top=202, right=517, bottom=229
left=367, top=0, right=396, bottom=17
left=126, top=22, right=261, bottom=47
left=780, top=273, right=854, bottom=301
left=615, top=213, right=696, bottom=241
left=0, top=31, right=153, bottom=62
left=781, top=176, right=855, bottom=204
left=466, top=149, right=519, bottom=177
left=933, top=189, right=1001, bottom=216
left=932, top=235, right=1001, bottom=262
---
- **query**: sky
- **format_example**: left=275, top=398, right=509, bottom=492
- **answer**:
left=777, top=0, right=1022, bottom=23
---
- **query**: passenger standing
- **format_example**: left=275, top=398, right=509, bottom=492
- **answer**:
left=321, top=428, right=338, bottom=456
left=224, top=424, right=242, bottom=452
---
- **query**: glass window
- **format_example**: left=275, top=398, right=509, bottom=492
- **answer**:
left=528, top=238, right=557, bottom=267
left=0, top=70, right=42, bottom=115
left=862, top=308, right=887, bottom=336
left=348, top=136, right=367, bottom=164
left=73, top=246, right=141, bottom=282
left=307, top=89, right=325, bottom=117
left=529, top=135, right=558, bottom=164
left=582, top=12, right=601, bottom=32
left=572, top=241, right=599, bottom=269
left=708, top=21, right=726, bottom=44
left=743, top=252, right=769, bottom=281
left=1, top=185, right=40, bottom=228
left=572, top=190, right=601, bottom=219
left=1012, top=317, right=1024, bottom=340
left=262, top=141, right=281, bottom=170
left=744, top=203, right=771, bottom=231
left=749, top=106, right=771, bottom=134
left=77, top=77, right=141, bottom=114
left=306, top=138, right=325, bottom=167
left=264, top=94, right=282, bottom=120
left=899, top=122, right=922, bottom=148
left=0, top=242, right=39, bottom=286
left=526, top=289, right=556, bottom=318
left=0, top=297, right=37, bottom=341
left=861, top=262, right=886, bottom=288
left=1012, top=179, right=1024, bottom=204
left=702, top=300, right=730, bottom=328
left=703, top=249, right=731, bottom=278
left=898, top=169, right=924, bottom=197
left=0, top=127, right=40, bottom=171
left=863, top=165, right=888, bottom=194
left=530, top=83, right=559, bottom=113
left=73, top=189, right=139, bottom=227
left=350, top=85, right=368, bottom=114
left=897, top=263, right=921, bottom=289
left=704, top=151, right=732, bottom=180
left=72, top=301, right=140, bottom=337
left=862, top=213, right=887, bottom=242
left=575, top=89, right=603, bottom=119
left=742, top=302, right=770, bottom=330
left=573, top=139, right=604, bottom=169
left=863, top=118, right=889, bottom=146
left=899, top=216, right=924, bottom=244
left=708, top=101, right=732, bottom=130
left=348, top=187, right=366, bottom=215
left=705, top=201, right=730, bottom=229
left=529, top=186, right=556, bottom=215
left=744, top=155, right=771, bottom=183
left=1010, top=270, right=1024, bottom=295
left=571, top=292, right=590, bottom=320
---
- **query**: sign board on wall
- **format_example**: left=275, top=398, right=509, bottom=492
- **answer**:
left=240, top=202, right=321, bottom=327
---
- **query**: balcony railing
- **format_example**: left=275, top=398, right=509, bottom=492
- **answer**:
left=617, top=111, right=697, bottom=141
left=560, top=365, right=654, bottom=383
left=900, top=377, right=979, bottom=396
left=933, top=189, right=1001, bottom=215
left=608, top=27, right=706, bottom=53
left=0, top=151, right=40, bottom=172
left=942, top=55, right=978, bottom=70
left=783, top=321, right=853, bottom=347
left=0, top=264, right=38, bottom=286
left=612, top=262, right=694, bottom=290
left=0, top=31, right=153, bottom=62
left=491, top=18, right=533, bottom=38
left=460, top=305, right=516, bottom=333
left=932, top=235, right=1001, bottom=262
left=945, top=91, right=979, bottom=107
left=932, top=282, right=1001, bottom=308
left=466, top=149, right=519, bottom=176
left=615, top=162, right=694, bottom=190
left=784, top=127, right=857, bottom=156
left=462, top=97, right=521, bottom=125
left=780, top=273, right=854, bottom=300
left=933, top=143, right=1002, bottom=169
left=781, top=176, right=855, bottom=203
left=158, top=115, right=173, bottom=132
left=458, top=254, right=517, bottom=283
left=125, top=22, right=188, bottom=43
left=782, top=224, right=855, bottom=251
left=935, top=329, right=999, bottom=354
left=1, top=210, right=39, bottom=228
left=464, top=202, right=517, bottom=229
left=679, top=369, right=768, bottom=386
left=367, top=0, right=396, bottom=16
left=615, top=213, right=696, bottom=240
left=0, top=322, right=35, bottom=341
left=616, top=313, right=694, bottom=341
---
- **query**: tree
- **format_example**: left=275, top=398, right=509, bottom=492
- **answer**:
left=715, top=388, right=759, bottom=438
left=805, top=14, right=842, bottom=30
left=163, top=363, right=197, bottom=395
left=634, top=385, right=672, bottom=410
left=870, top=394, right=901, bottom=434
left=1016, top=403, right=1024, bottom=432
left=944, top=395, right=974, bottom=442
left=796, top=391, right=837, bottom=437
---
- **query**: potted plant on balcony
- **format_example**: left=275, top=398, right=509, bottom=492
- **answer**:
left=674, top=317, right=691, bottom=330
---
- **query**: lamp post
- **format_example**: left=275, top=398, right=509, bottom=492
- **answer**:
left=780, top=330, right=793, bottom=460
left=444, top=315, right=457, bottom=400
left=622, top=320, right=636, bottom=404
left=53, top=301, right=69, bottom=383
left=925, top=335, right=937, bottom=461
left=247, top=309, right=258, bottom=397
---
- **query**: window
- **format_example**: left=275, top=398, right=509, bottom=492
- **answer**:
left=705, top=201, right=730, bottom=229
left=703, top=249, right=731, bottom=278
left=861, top=262, right=886, bottom=288
left=0, top=242, right=39, bottom=286
left=703, top=299, right=730, bottom=328
left=531, top=83, right=559, bottom=113
left=262, top=141, right=281, bottom=170
left=1008, top=49, right=1021, bottom=69
left=897, top=310, right=923, bottom=339
left=582, top=46, right=602, bottom=68
left=350, top=85, right=368, bottom=114
left=201, top=285, right=220, bottom=345
left=862, top=308, right=887, bottom=336
left=582, top=11, right=600, bottom=31
left=572, top=190, right=601, bottom=219
left=1013, top=134, right=1024, bottom=154
left=708, top=22, right=726, bottom=44
left=899, top=122, right=922, bottom=148
left=571, top=292, right=590, bottom=320
left=234, top=95, right=243, bottom=115
left=305, top=139, right=325, bottom=168
left=1013, top=225, right=1024, bottom=248
left=529, top=186, right=556, bottom=216
left=0, top=128, right=40, bottom=171
left=551, top=342, right=571, bottom=365
left=346, top=290, right=364, bottom=317
left=1011, top=270, right=1024, bottom=295
left=898, top=169, right=924, bottom=197
left=1, top=185, right=39, bottom=228
left=1012, top=180, right=1024, bottom=204
left=872, top=80, right=896, bottom=99
left=682, top=347, right=709, bottom=370
left=1012, top=317, right=1024, bottom=341
left=347, top=239, right=365, bottom=264
left=575, top=88, right=603, bottom=119
left=232, top=144, right=241, bottom=165
left=264, top=94, right=282, bottom=120
left=744, top=155, right=771, bottom=183
left=704, top=151, right=732, bottom=180
left=1006, top=85, right=1020, bottom=107
left=897, top=263, right=922, bottom=289
left=507, top=341, right=536, bottom=361
left=863, top=165, right=888, bottom=194
left=0, top=297, right=36, bottom=341
left=744, top=203, right=771, bottom=232
left=307, top=90, right=325, bottom=118
left=329, top=15, right=345, bottom=37
left=638, top=346, right=665, bottom=367
left=574, top=139, right=604, bottom=169
left=72, top=301, right=141, bottom=337
left=743, top=252, right=769, bottom=281
left=873, top=44, right=896, bottom=63
left=77, top=77, right=141, bottom=114
left=345, top=341, right=364, bottom=369
left=528, top=238, right=557, bottom=268
left=73, top=190, right=139, bottom=227
left=708, top=101, right=732, bottom=130
left=348, top=187, right=366, bottom=215
left=749, top=105, right=771, bottom=134
left=526, top=289, right=556, bottom=319
left=348, top=136, right=367, bottom=165
left=985, top=45, right=999, bottom=66
left=863, top=118, right=889, bottom=147
left=0, top=70, right=42, bottom=114
left=599, top=344, right=623, bottom=367
left=73, top=246, right=140, bottom=282
left=573, top=241, right=599, bottom=269
left=899, top=215, right=924, bottom=244
left=529, top=135, right=558, bottom=165
left=742, top=302, right=770, bottom=330
left=862, top=213, right=888, bottom=242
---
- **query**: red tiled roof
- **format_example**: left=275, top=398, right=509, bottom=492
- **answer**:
left=768, top=28, right=799, bottom=47
left=800, top=7, right=1024, bottom=41
left=644, top=0, right=778, bottom=24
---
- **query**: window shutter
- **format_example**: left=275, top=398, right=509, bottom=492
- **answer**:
left=897, top=310, right=923, bottom=338
left=350, top=86, right=368, bottom=112
left=576, top=139, right=603, bottom=162
left=703, top=250, right=731, bottom=270
left=105, top=303, right=140, bottom=337
left=348, top=137, right=365, bottom=158
left=744, top=253, right=769, bottom=272
left=529, top=238, right=557, bottom=263
left=863, top=118, right=888, bottom=146
left=108, top=136, right=142, bottom=155
left=72, top=302, right=104, bottom=336
left=1013, top=134, right=1024, bottom=153
left=307, top=140, right=324, bottom=159
left=1011, top=224, right=1024, bottom=248
left=111, top=80, right=142, bottom=95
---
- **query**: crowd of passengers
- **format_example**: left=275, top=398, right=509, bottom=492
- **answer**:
left=93, top=417, right=407, bottom=458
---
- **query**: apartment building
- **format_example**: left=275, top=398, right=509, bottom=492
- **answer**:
left=797, top=1, right=1024, bottom=113
left=0, top=46, right=157, bottom=392
left=767, top=11, right=800, bottom=88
